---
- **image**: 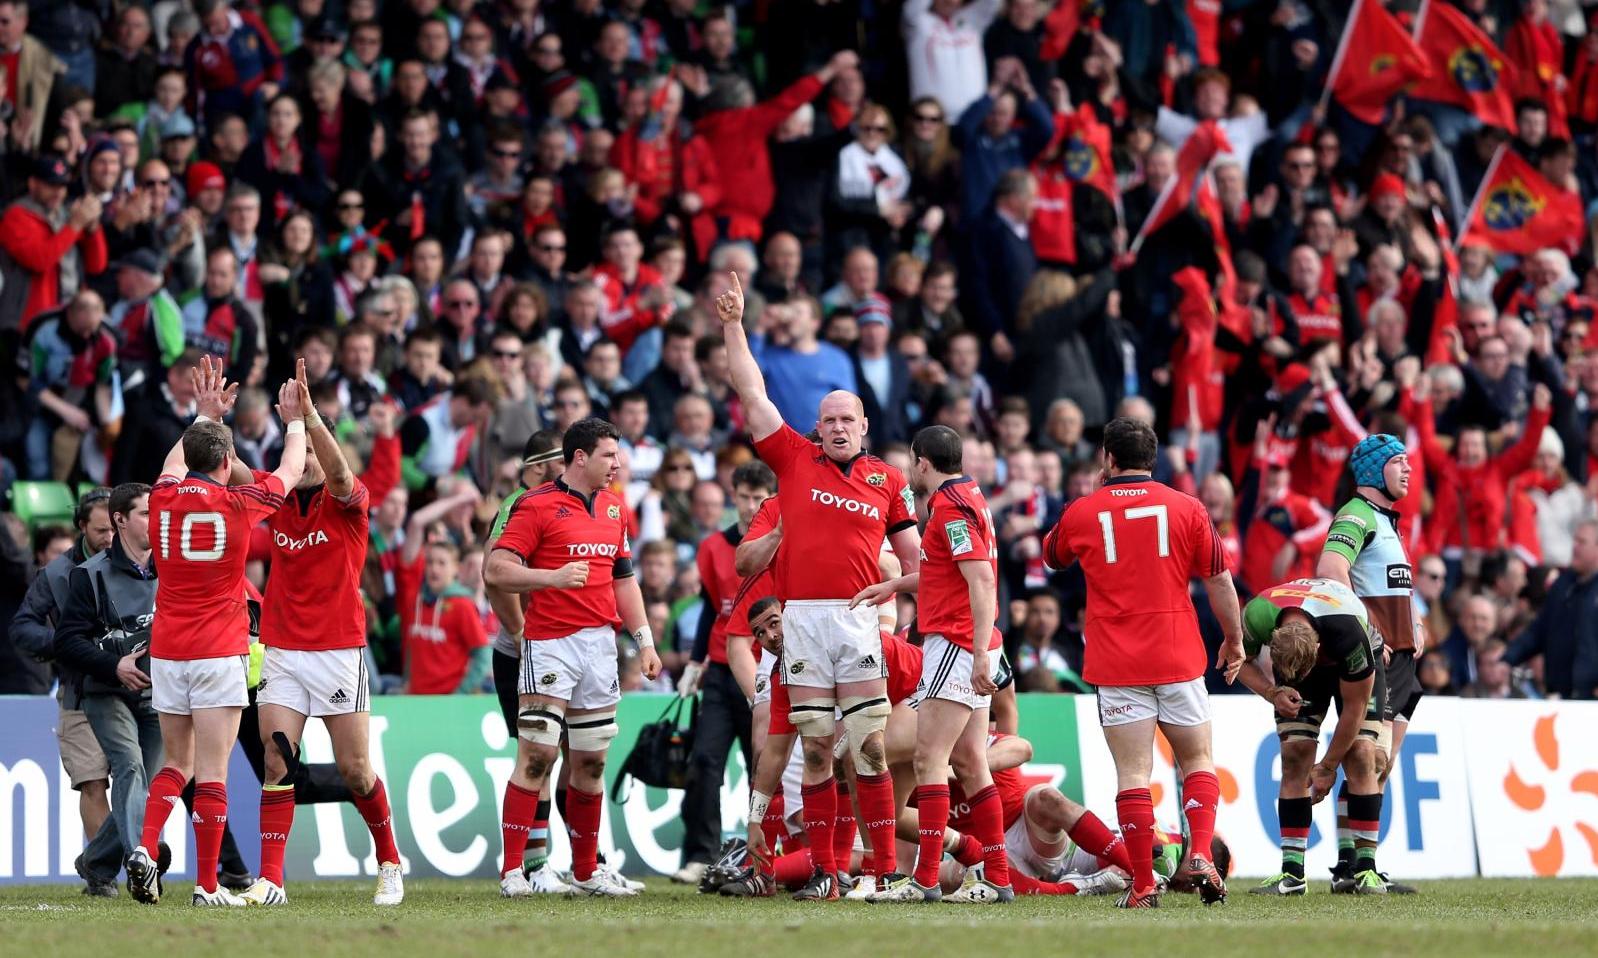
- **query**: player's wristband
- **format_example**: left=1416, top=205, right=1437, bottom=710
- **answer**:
left=286, top=420, right=306, bottom=436
left=633, top=625, right=655, bottom=650
left=306, top=414, right=327, bottom=431
left=749, top=789, right=772, bottom=822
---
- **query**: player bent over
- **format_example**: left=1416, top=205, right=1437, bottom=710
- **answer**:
left=241, top=366, right=403, bottom=906
left=130, top=358, right=308, bottom=906
left=1042, top=417, right=1244, bottom=908
left=486, top=418, right=662, bottom=897
left=1237, top=578, right=1387, bottom=896
left=850, top=425, right=1012, bottom=903
left=717, top=273, right=921, bottom=900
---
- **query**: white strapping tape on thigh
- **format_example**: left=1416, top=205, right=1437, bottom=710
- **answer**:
left=517, top=703, right=567, bottom=746
left=566, top=709, right=619, bottom=751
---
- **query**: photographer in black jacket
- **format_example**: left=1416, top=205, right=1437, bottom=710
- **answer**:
left=53, top=482, right=249, bottom=891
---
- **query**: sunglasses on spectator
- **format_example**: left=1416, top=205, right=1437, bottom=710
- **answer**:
left=492, top=148, right=521, bottom=158
left=339, top=202, right=364, bottom=211
left=860, top=124, right=889, bottom=133
left=537, top=243, right=566, bottom=253
left=143, top=178, right=171, bottom=187
left=913, top=113, right=942, bottom=124
left=446, top=299, right=478, bottom=308
left=492, top=348, right=521, bottom=359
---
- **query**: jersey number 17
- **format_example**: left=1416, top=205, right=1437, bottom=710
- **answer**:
left=1096, top=505, right=1169, bottom=564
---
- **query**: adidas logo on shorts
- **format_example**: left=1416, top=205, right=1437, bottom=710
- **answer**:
left=857, top=654, right=878, bottom=670
left=330, top=688, right=350, bottom=705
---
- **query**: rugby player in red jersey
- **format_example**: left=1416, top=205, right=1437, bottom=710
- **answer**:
left=675, top=460, right=778, bottom=883
left=1041, top=417, right=1245, bottom=908
left=717, top=274, right=921, bottom=901
left=240, top=367, right=403, bottom=907
left=849, top=425, right=1013, bottom=903
left=485, top=418, right=662, bottom=897
left=128, top=356, right=308, bottom=906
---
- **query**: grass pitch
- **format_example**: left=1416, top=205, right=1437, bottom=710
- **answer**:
left=4, top=879, right=1597, bottom=957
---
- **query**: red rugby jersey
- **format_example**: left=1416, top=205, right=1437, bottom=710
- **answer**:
left=1042, top=476, right=1225, bottom=686
left=882, top=630, right=923, bottom=705
left=752, top=425, right=915, bottom=600
left=918, top=477, right=1002, bottom=653
left=256, top=473, right=371, bottom=650
left=696, top=525, right=743, bottom=664
left=150, top=471, right=286, bottom=660
left=728, top=498, right=781, bottom=634
left=492, top=477, right=634, bottom=640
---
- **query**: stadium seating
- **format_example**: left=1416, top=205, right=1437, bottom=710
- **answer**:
left=10, top=481, right=77, bottom=530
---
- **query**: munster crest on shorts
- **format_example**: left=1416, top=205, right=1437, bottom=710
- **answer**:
left=789, top=661, right=805, bottom=675
left=607, top=504, right=621, bottom=519
left=866, top=472, right=886, bottom=486
left=540, top=672, right=558, bottom=686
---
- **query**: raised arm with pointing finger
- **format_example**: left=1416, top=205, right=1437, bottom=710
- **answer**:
left=716, top=273, right=783, bottom=443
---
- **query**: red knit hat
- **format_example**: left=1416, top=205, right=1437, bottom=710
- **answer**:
left=187, top=161, right=226, bottom=195
left=1369, top=172, right=1406, bottom=201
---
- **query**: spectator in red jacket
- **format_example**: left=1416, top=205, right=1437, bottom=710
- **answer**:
left=1239, top=418, right=1332, bottom=595
left=691, top=49, right=858, bottom=244
left=1416, top=379, right=1555, bottom=574
left=592, top=224, right=673, bottom=358
left=610, top=75, right=723, bottom=261
left=0, top=154, right=108, bottom=331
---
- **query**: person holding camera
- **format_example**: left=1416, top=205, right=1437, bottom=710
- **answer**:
left=53, top=482, right=163, bottom=894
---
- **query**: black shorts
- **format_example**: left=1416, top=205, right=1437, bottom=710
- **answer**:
left=493, top=648, right=520, bottom=739
left=1384, top=649, right=1423, bottom=723
left=1275, top=664, right=1385, bottom=743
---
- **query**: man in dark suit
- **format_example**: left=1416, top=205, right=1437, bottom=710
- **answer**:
left=963, top=169, right=1038, bottom=358
left=851, top=300, right=913, bottom=446
left=110, top=350, right=200, bottom=485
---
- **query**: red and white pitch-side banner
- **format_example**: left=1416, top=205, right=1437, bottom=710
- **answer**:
left=1072, top=695, right=1476, bottom=877
left=1461, top=700, right=1598, bottom=878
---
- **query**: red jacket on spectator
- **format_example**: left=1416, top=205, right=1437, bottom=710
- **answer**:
left=592, top=261, right=672, bottom=355
left=610, top=126, right=723, bottom=258
left=1241, top=478, right=1331, bottom=595
left=1293, top=384, right=1361, bottom=508
left=1274, top=288, right=1343, bottom=345
left=0, top=200, right=109, bottom=330
left=1415, top=397, right=1552, bottom=557
left=694, top=74, right=823, bottom=240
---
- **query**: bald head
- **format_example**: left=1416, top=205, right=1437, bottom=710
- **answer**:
left=817, top=390, right=868, bottom=461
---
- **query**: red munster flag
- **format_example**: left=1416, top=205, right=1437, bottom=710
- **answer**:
left=1411, top=0, right=1519, bottom=133
left=1058, top=107, right=1117, bottom=202
left=1326, top=0, right=1432, bottom=125
left=1131, top=120, right=1232, bottom=252
left=1460, top=146, right=1583, bottom=255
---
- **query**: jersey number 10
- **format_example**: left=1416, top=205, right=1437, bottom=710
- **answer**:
left=1096, top=505, right=1169, bottom=564
left=158, top=511, right=227, bottom=562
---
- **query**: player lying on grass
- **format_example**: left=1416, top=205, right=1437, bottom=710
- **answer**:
left=1236, top=577, right=1388, bottom=896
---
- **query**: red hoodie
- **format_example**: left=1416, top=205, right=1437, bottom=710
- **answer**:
left=610, top=126, right=724, bottom=258
left=0, top=201, right=109, bottom=329
left=694, top=74, right=823, bottom=239
left=592, top=261, right=672, bottom=354
left=1415, top=397, right=1552, bottom=557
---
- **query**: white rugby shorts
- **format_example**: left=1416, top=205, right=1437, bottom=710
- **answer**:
left=915, top=634, right=1002, bottom=709
left=779, top=600, right=883, bottom=690
left=151, top=655, right=249, bottom=715
left=257, top=646, right=368, bottom=717
left=1096, top=677, right=1211, bottom=728
left=518, top=625, right=621, bottom=709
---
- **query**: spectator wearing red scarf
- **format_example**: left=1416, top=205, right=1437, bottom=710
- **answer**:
left=234, top=93, right=330, bottom=239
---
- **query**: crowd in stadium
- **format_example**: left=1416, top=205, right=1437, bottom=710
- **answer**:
left=5, top=0, right=1594, bottom=703
left=4, top=0, right=1598, bottom=900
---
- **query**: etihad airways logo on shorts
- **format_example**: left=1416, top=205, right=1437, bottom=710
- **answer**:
left=810, top=489, right=881, bottom=519
left=567, top=542, right=619, bottom=557
left=273, top=529, right=330, bottom=551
